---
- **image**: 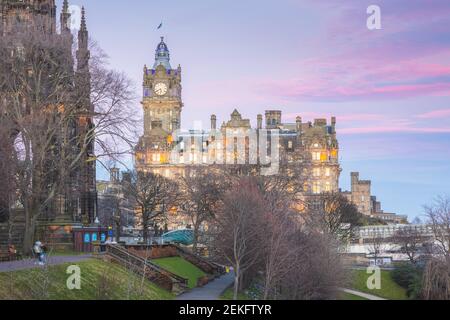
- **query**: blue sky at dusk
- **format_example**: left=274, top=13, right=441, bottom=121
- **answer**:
left=60, top=0, right=450, bottom=220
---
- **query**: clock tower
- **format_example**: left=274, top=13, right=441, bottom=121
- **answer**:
left=142, top=37, right=182, bottom=135
left=136, top=37, right=182, bottom=170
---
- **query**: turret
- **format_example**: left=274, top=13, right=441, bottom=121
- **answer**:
left=60, top=0, right=71, bottom=34
left=153, top=36, right=171, bottom=70
left=265, top=110, right=282, bottom=129
left=75, top=7, right=91, bottom=110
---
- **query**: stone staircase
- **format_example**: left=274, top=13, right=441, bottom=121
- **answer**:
left=175, top=245, right=225, bottom=277
left=104, top=244, right=189, bottom=295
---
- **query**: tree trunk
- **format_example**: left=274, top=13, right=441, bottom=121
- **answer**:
left=192, top=222, right=200, bottom=254
left=234, top=265, right=240, bottom=300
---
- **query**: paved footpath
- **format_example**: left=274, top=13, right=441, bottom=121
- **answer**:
left=0, top=255, right=92, bottom=273
left=340, top=288, right=387, bottom=300
left=176, top=272, right=235, bottom=300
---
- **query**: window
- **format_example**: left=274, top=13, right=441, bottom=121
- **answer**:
left=312, top=182, right=321, bottom=194
left=313, top=168, right=321, bottom=177
left=288, top=141, right=293, bottom=149
left=325, top=168, right=331, bottom=177
left=325, top=182, right=331, bottom=192
left=312, top=152, right=321, bottom=161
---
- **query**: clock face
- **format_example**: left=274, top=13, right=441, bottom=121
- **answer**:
left=154, top=83, right=168, bottom=96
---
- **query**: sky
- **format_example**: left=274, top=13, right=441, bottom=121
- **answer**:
left=59, top=0, right=450, bottom=221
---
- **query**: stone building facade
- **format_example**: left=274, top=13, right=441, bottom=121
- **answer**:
left=135, top=38, right=342, bottom=230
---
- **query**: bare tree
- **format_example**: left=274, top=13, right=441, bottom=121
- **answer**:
left=123, top=170, right=181, bottom=243
left=422, top=258, right=450, bottom=300
left=260, top=207, right=297, bottom=300
left=180, top=167, right=229, bottom=253
left=214, top=177, right=266, bottom=300
left=424, top=196, right=450, bottom=258
left=367, top=234, right=386, bottom=266
left=421, top=196, right=450, bottom=300
left=0, top=22, right=137, bottom=251
left=278, top=230, right=347, bottom=300
left=304, top=192, right=363, bottom=241
left=393, top=228, right=425, bottom=265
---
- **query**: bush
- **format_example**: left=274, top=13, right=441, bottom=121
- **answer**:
left=392, top=263, right=423, bottom=299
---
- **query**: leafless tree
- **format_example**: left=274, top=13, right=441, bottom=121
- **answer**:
left=393, top=228, right=425, bottom=265
left=367, top=234, right=386, bottom=265
left=278, top=230, right=347, bottom=300
left=422, top=258, right=450, bottom=300
left=179, top=166, right=229, bottom=253
left=304, top=192, right=363, bottom=241
left=259, top=206, right=297, bottom=300
left=123, top=170, right=181, bottom=243
left=213, top=177, right=266, bottom=300
left=421, top=196, right=450, bottom=300
left=424, top=196, right=450, bottom=258
left=0, top=22, right=137, bottom=251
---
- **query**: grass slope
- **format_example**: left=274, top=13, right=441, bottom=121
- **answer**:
left=338, top=292, right=369, bottom=300
left=0, top=259, right=174, bottom=300
left=352, top=269, right=408, bottom=300
left=152, top=257, right=206, bottom=289
left=220, top=286, right=250, bottom=300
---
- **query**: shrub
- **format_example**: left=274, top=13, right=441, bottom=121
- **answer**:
left=392, top=263, right=423, bottom=299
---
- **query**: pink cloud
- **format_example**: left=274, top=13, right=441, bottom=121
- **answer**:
left=340, top=126, right=450, bottom=135
left=416, top=109, right=450, bottom=119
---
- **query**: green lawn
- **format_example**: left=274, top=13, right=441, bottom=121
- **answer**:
left=152, top=257, right=207, bottom=289
left=338, top=292, right=369, bottom=300
left=0, top=259, right=174, bottom=300
left=352, top=269, right=408, bottom=300
left=220, top=286, right=251, bottom=300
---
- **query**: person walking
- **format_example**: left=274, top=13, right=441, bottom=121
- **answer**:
left=33, top=241, right=45, bottom=266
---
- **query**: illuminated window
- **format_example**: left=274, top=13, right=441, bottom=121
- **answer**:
left=312, top=182, right=321, bottom=194
left=325, top=168, right=331, bottom=177
left=179, top=155, right=185, bottom=164
left=288, top=141, right=293, bottom=149
left=312, top=152, right=321, bottom=161
left=325, top=182, right=331, bottom=192
left=313, top=168, right=321, bottom=177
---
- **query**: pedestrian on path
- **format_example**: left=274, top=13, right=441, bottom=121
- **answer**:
left=33, top=241, right=46, bottom=266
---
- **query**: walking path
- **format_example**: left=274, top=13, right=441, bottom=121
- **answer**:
left=340, top=288, right=387, bottom=300
left=176, top=272, right=235, bottom=300
left=0, top=255, right=92, bottom=273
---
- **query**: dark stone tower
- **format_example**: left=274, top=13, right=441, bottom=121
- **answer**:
left=75, top=7, right=97, bottom=225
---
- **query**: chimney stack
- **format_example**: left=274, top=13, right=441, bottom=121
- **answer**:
left=211, top=115, right=217, bottom=130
